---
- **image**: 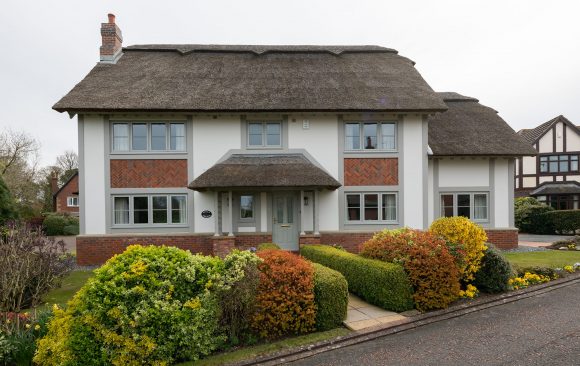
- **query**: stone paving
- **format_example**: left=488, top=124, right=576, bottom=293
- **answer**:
left=343, top=294, right=407, bottom=331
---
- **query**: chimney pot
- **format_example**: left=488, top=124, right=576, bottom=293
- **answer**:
left=108, top=13, right=115, bottom=24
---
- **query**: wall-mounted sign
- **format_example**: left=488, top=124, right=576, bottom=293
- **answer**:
left=201, top=210, right=212, bottom=218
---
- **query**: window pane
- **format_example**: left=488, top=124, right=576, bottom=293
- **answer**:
left=266, top=123, right=281, bottom=146
left=457, top=194, right=470, bottom=218
left=248, top=123, right=263, bottom=146
left=441, top=194, right=454, bottom=217
left=275, top=197, right=284, bottom=223
left=345, top=123, right=360, bottom=150
left=549, top=155, right=558, bottom=161
left=540, top=156, right=547, bottom=162
left=287, top=196, right=293, bottom=224
left=131, top=123, right=147, bottom=150
left=571, top=155, right=578, bottom=161
left=113, top=123, right=129, bottom=151
left=152, top=196, right=168, bottom=223
left=571, top=160, right=578, bottom=171
left=474, top=194, right=488, bottom=220
left=364, top=194, right=378, bottom=220
left=240, top=195, right=254, bottom=219
left=382, top=194, right=396, bottom=221
left=346, top=194, right=360, bottom=221
left=381, top=123, right=396, bottom=150
left=560, top=161, right=569, bottom=172
left=151, top=123, right=167, bottom=150
left=363, top=123, right=377, bottom=149
left=113, top=197, right=129, bottom=224
left=170, top=123, right=186, bottom=151
left=540, top=162, right=548, bottom=173
left=171, top=196, right=186, bottom=224
left=134, top=197, right=149, bottom=224
left=549, top=162, right=558, bottom=172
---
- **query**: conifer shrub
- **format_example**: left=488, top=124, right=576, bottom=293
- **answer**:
left=360, top=229, right=460, bottom=311
left=251, top=250, right=316, bottom=339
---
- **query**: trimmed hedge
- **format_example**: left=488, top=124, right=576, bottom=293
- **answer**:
left=544, top=210, right=580, bottom=234
left=301, top=245, right=414, bottom=312
left=257, top=243, right=281, bottom=251
left=514, top=198, right=555, bottom=234
left=312, top=263, right=348, bottom=331
left=472, top=244, right=513, bottom=293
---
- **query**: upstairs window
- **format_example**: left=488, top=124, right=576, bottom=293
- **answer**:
left=440, top=193, right=488, bottom=222
left=67, top=197, right=79, bottom=207
left=345, top=122, right=397, bottom=151
left=540, top=155, right=579, bottom=173
left=247, top=122, right=282, bottom=148
left=112, top=122, right=186, bottom=152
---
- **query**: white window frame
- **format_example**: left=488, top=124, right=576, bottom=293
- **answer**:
left=246, top=121, right=282, bottom=148
left=66, top=196, right=79, bottom=207
left=344, top=121, right=397, bottom=152
left=111, top=122, right=187, bottom=153
left=112, top=194, right=188, bottom=227
left=345, top=192, right=398, bottom=223
left=439, top=192, right=489, bottom=223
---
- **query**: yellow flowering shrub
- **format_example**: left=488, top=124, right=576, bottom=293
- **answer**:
left=430, top=217, right=487, bottom=282
left=508, top=272, right=551, bottom=290
left=458, top=284, right=479, bottom=298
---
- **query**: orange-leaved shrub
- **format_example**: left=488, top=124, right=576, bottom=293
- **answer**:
left=251, top=250, right=316, bottom=339
left=360, top=228, right=460, bottom=311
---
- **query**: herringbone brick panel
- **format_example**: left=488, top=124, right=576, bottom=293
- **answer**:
left=110, top=159, right=188, bottom=188
left=344, top=158, right=398, bottom=186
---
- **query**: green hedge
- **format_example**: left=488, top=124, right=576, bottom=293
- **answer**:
left=42, top=214, right=79, bottom=236
left=514, top=198, right=555, bottom=234
left=301, top=245, right=414, bottom=312
left=312, top=263, right=348, bottom=331
left=257, top=243, right=280, bottom=251
left=544, top=210, right=580, bottom=234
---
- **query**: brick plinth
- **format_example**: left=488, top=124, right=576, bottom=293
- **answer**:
left=319, top=232, right=375, bottom=253
left=76, top=234, right=212, bottom=266
left=211, top=236, right=236, bottom=258
left=484, top=229, right=519, bottom=250
left=299, top=235, right=321, bottom=246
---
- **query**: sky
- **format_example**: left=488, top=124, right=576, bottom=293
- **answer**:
left=1, top=0, right=579, bottom=166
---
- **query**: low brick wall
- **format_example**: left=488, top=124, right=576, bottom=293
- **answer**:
left=318, top=232, right=375, bottom=253
left=235, top=234, right=273, bottom=250
left=76, top=234, right=212, bottom=266
left=484, top=229, right=519, bottom=250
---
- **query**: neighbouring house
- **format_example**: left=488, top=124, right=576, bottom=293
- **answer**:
left=51, top=171, right=79, bottom=216
left=516, top=115, right=580, bottom=209
left=53, top=14, right=536, bottom=265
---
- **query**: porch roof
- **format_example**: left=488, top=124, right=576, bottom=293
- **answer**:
left=530, top=182, right=580, bottom=196
left=188, top=154, right=341, bottom=191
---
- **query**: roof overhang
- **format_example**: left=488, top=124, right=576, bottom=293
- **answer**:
left=530, top=182, right=580, bottom=196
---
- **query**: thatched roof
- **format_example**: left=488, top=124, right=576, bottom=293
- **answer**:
left=53, top=45, right=447, bottom=113
left=188, top=154, right=341, bottom=191
left=428, top=92, right=537, bottom=157
left=530, top=182, right=580, bottom=196
left=517, top=115, right=579, bottom=144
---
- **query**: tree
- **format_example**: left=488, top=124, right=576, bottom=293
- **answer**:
left=0, top=175, right=18, bottom=225
left=55, top=150, right=78, bottom=185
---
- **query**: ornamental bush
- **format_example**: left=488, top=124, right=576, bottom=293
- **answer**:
left=251, top=250, right=316, bottom=339
left=312, top=263, right=348, bottom=331
left=430, top=217, right=488, bottom=282
left=301, top=245, right=414, bottom=312
left=360, top=229, right=460, bottom=311
left=472, top=244, right=513, bottom=293
left=42, top=214, right=79, bottom=236
left=35, top=245, right=228, bottom=365
left=544, top=210, right=580, bottom=234
left=514, top=197, right=555, bottom=234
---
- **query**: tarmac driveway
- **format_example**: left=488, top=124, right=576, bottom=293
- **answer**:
left=291, top=281, right=580, bottom=366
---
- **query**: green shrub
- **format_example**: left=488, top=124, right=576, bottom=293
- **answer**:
left=257, top=243, right=280, bottom=251
left=312, top=263, right=348, bottom=331
left=42, top=214, right=79, bottom=236
left=0, top=310, right=52, bottom=365
left=301, top=245, right=414, bottom=312
left=35, top=245, right=228, bottom=365
left=514, top=198, right=555, bottom=234
left=251, top=250, right=316, bottom=339
left=361, top=229, right=460, bottom=311
left=544, top=210, right=580, bottom=234
left=0, top=175, right=18, bottom=225
left=473, top=244, right=514, bottom=293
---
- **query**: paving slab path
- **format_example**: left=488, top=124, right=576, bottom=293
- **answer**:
left=344, top=294, right=408, bottom=331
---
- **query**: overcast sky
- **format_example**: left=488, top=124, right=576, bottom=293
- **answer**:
left=1, top=0, right=579, bottom=166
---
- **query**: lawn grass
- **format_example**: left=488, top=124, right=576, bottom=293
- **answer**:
left=177, top=327, right=351, bottom=366
left=504, top=250, right=580, bottom=269
left=36, top=270, right=94, bottom=310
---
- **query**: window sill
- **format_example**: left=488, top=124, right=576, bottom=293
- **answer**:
left=111, top=224, right=189, bottom=229
left=344, top=150, right=398, bottom=154
left=110, top=151, right=187, bottom=155
left=345, top=221, right=398, bottom=225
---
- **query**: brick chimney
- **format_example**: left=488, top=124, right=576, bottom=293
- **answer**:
left=50, top=171, right=59, bottom=195
left=100, top=13, right=123, bottom=63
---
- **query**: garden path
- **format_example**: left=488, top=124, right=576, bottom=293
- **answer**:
left=344, top=294, right=409, bottom=331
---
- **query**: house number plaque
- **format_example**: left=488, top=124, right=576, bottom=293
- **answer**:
left=201, top=210, right=212, bottom=218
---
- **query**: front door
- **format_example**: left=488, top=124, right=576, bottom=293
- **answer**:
left=272, top=192, right=299, bottom=250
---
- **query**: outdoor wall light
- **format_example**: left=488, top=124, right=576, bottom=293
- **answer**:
left=304, top=196, right=309, bottom=206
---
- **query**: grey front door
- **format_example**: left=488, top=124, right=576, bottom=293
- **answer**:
left=272, top=192, right=299, bottom=250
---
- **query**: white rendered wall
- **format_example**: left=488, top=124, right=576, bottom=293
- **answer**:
left=522, top=156, right=536, bottom=175
left=193, top=117, right=241, bottom=233
left=302, top=191, right=314, bottom=232
left=438, top=159, right=489, bottom=187
left=288, top=115, right=339, bottom=231
left=567, top=127, right=580, bottom=151
left=538, top=129, right=553, bottom=152
left=427, top=159, right=434, bottom=224
left=82, top=115, right=107, bottom=234
left=402, top=115, right=426, bottom=229
left=555, top=122, right=564, bottom=152
left=523, top=177, right=536, bottom=187
left=539, top=176, right=552, bottom=184
left=493, top=159, right=510, bottom=227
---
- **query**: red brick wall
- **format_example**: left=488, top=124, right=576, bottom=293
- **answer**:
left=485, top=229, right=519, bottom=250
left=76, top=235, right=212, bottom=266
left=110, top=159, right=188, bottom=188
left=55, top=174, right=79, bottom=215
left=235, top=234, right=273, bottom=250
left=344, top=158, right=398, bottom=186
